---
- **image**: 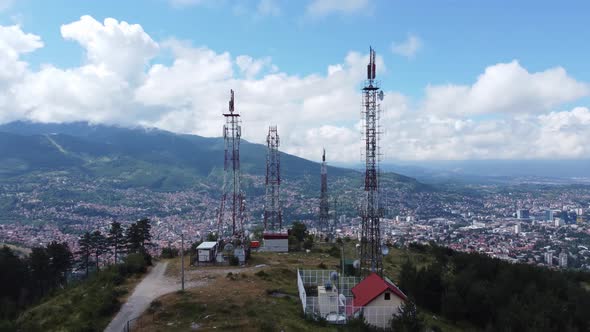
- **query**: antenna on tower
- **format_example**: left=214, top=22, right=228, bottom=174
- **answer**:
left=229, top=89, right=234, bottom=114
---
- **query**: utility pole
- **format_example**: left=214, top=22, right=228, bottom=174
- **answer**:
left=181, top=232, right=185, bottom=291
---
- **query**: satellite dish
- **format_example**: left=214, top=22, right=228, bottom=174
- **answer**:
left=353, top=260, right=360, bottom=269
left=339, top=294, right=346, bottom=306
left=381, top=244, right=390, bottom=256
left=355, top=244, right=360, bottom=249
left=378, top=90, right=384, bottom=101
left=224, top=243, right=234, bottom=252
left=330, top=271, right=339, bottom=281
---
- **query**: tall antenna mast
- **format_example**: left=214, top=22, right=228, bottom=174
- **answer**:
left=264, top=126, right=282, bottom=232
left=218, top=89, right=245, bottom=241
left=319, top=149, right=330, bottom=237
left=360, top=47, right=383, bottom=276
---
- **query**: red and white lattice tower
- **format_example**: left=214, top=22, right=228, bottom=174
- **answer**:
left=218, top=90, right=245, bottom=242
left=360, top=47, right=384, bottom=276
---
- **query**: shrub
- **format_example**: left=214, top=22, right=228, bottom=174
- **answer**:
left=119, top=253, right=148, bottom=275
left=303, top=236, right=314, bottom=250
left=328, top=246, right=341, bottom=258
left=229, top=255, right=240, bottom=266
left=160, top=247, right=179, bottom=259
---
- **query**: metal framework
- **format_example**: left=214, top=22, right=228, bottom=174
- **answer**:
left=218, top=89, right=245, bottom=241
left=360, top=47, right=383, bottom=276
left=331, top=196, right=338, bottom=235
left=319, top=149, right=330, bottom=235
left=264, top=125, right=282, bottom=231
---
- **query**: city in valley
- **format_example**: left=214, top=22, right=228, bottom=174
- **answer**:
left=2, top=166, right=590, bottom=271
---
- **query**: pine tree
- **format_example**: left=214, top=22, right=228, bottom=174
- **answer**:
left=108, top=221, right=124, bottom=264
left=390, top=300, right=425, bottom=332
left=28, top=247, right=50, bottom=297
left=91, top=231, right=107, bottom=271
left=137, top=218, right=152, bottom=250
left=126, top=218, right=152, bottom=254
left=77, top=232, right=92, bottom=277
left=46, top=241, right=73, bottom=287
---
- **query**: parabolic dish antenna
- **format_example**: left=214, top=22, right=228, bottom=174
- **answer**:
left=381, top=244, right=390, bottom=256
left=339, top=294, right=346, bottom=306
left=353, top=260, right=360, bottom=269
left=330, top=271, right=339, bottom=281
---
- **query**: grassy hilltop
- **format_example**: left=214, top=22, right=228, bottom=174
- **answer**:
left=130, top=243, right=467, bottom=332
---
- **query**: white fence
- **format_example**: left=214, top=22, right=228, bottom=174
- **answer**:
left=297, top=269, right=398, bottom=328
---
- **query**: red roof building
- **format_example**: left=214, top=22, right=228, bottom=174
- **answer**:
left=352, top=272, right=408, bottom=307
left=350, top=273, right=408, bottom=329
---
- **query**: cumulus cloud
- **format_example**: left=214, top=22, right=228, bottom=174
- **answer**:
left=60, top=15, right=159, bottom=81
left=422, top=60, right=589, bottom=116
left=235, top=55, right=277, bottom=78
left=306, top=0, right=370, bottom=17
left=0, top=16, right=589, bottom=162
left=391, top=34, right=422, bottom=58
left=0, top=24, right=43, bottom=82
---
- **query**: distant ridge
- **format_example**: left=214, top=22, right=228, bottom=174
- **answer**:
left=0, top=121, right=367, bottom=187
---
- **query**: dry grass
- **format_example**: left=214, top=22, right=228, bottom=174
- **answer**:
left=132, top=264, right=334, bottom=331
left=131, top=245, right=458, bottom=331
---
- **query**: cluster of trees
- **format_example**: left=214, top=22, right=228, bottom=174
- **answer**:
left=288, top=221, right=314, bottom=251
left=0, top=218, right=153, bottom=325
left=0, top=242, right=73, bottom=320
left=77, top=218, right=152, bottom=277
left=399, top=244, right=590, bottom=332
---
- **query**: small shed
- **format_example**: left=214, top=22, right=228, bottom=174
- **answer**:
left=351, top=273, right=407, bottom=329
left=263, top=232, right=289, bottom=252
left=196, top=241, right=218, bottom=263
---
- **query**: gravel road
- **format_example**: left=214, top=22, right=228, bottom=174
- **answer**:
left=104, top=261, right=179, bottom=332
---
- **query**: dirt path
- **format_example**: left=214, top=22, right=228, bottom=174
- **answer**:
left=105, top=262, right=182, bottom=332
left=105, top=261, right=260, bottom=332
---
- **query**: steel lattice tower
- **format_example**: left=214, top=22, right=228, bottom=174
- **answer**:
left=319, top=149, right=330, bottom=236
left=264, top=126, right=282, bottom=232
left=218, top=90, right=245, bottom=241
left=360, top=47, right=383, bottom=276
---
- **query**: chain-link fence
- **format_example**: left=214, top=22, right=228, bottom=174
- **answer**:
left=297, top=269, right=397, bottom=328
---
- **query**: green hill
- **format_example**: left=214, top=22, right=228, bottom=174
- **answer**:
left=0, top=121, right=429, bottom=225
left=0, top=121, right=362, bottom=183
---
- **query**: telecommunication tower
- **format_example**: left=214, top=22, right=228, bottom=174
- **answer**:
left=319, top=149, right=330, bottom=236
left=218, top=90, right=245, bottom=241
left=331, top=196, right=338, bottom=236
left=264, top=126, right=282, bottom=232
left=360, top=47, right=384, bottom=276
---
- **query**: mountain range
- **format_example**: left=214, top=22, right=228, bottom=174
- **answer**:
left=0, top=121, right=421, bottom=191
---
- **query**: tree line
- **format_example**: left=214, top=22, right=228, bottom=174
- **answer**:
left=0, top=218, right=153, bottom=324
left=77, top=218, right=152, bottom=277
left=398, top=243, right=590, bottom=332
